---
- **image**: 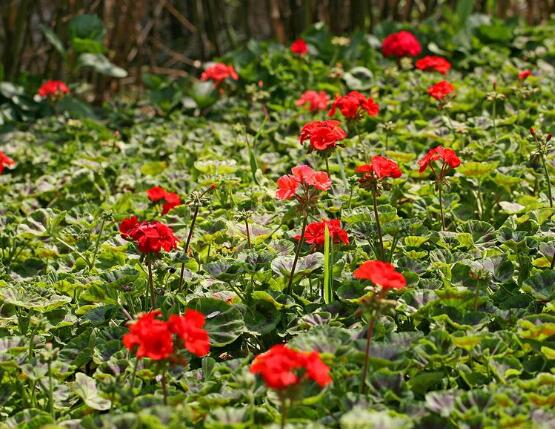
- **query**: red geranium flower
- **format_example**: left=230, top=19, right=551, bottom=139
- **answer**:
left=382, top=31, right=421, bottom=58
left=355, top=156, right=402, bottom=181
left=415, top=56, right=451, bottom=75
left=123, top=311, right=174, bottom=360
left=290, top=38, right=308, bottom=56
left=276, top=165, right=331, bottom=200
left=147, top=186, right=182, bottom=214
left=518, top=70, right=532, bottom=81
left=295, top=219, right=349, bottom=246
left=119, top=217, right=178, bottom=254
left=299, top=120, right=347, bottom=151
left=427, top=80, right=455, bottom=101
left=353, top=260, right=406, bottom=290
left=250, top=344, right=331, bottom=390
left=168, top=310, right=210, bottom=357
left=296, top=90, right=330, bottom=112
left=37, top=80, right=69, bottom=98
left=328, top=91, right=379, bottom=119
left=200, top=63, right=239, bottom=85
left=0, top=151, right=16, bottom=174
left=418, top=145, right=461, bottom=173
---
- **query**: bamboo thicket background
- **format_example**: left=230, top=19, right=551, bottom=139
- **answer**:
left=1, top=0, right=553, bottom=85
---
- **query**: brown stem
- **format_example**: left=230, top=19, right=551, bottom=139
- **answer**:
left=148, top=258, right=155, bottom=309
left=371, top=185, right=384, bottom=260
left=287, top=212, right=308, bottom=295
left=178, top=204, right=200, bottom=292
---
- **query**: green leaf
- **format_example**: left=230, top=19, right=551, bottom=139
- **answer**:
left=187, top=298, right=245, bottom=347
left=77, top=53, right=127, bottom=78
left=72, top=372, right=111, bottom=411
left=0, top=284, right=71, bottom=312
left=40, top=25, right=66, bottom=56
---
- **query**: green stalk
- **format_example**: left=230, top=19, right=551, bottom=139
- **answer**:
left=161, top=367, right=168, bottom=405
left=360, top=316, right=376, bottom=395
left=323, top=224, right=331, bottom=304
left=492, top=99, right=497, bottom=144
left=371, top=186, right=384, bottom=260
left=178, top=204, right=200, bottom=292
left=147, top=258, right=156, bottom=309
left=287, top=213, right=308, bottom=295
left=47, top=360, right=54, bottom=417
left=540, top=153, right=553, bottom=208
left=88, top=216, right=106, bottom=271
left=438, top=180, right=446, bottom=231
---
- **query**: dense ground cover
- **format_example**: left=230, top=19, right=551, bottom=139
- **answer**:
left=1, top=19, right=555, bottom=429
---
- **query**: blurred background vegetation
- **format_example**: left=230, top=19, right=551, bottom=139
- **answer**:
left=0, top=0, right=553, bottom=101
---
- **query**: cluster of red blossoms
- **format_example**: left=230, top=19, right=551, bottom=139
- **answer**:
left=299, top=120, right=347, bottom=151
left=382, top=30, right=422, bottom=58
left=296, top=90, right=330, bottom=112
left=147, top=186, right=182, bottom=215
left=427, top=80, right=455, bottom=101
left=418, top=145, right=461, bottom=173
left=276, top=165, right=331, bottom=200
left=518, top=70, right=532, bottom=81
left=329, top=91, right=379, bottom=120
left=354, top=260, right=406, bottom=290
left=290, top=38, right=309, bottom=56
left=415, top=56, right=451, bottom=75
left=37, top=80, right=69, bottom=98
left=0, top=151, right=15, bottom=174
left=119, top=216, right=178, bottom=254
left=123, top=310, right=210, bottom=361
left=250, top=344, right=331, bottom=390
left=295, top=219, right=349, bottom=246
left=200, top=63, right=239, bottom=85
left=356, top=155, right=402, bottom=182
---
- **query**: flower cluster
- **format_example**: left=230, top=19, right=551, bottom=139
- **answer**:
left=356, top=155, right=402, bottom=182
left=381, top=30, right=422, bottom=58
left=276, top=165, right=331, bottom=201
left=147, top=186, right=182, bottom=214
left=518, top=70, right=532, bottom=81
left=37, top=80, right=69, bottom=99
left=123, top=310, right=210, bottom=361
left=415, top=56, right=451, bottom=75
left=296, top=90, right=330, bottom=112
left=295, top=219, right=349, bottom=246
left=427, top=80, right=455, bottom=101
left=299, top=120, right=347, bottom=152
left=250, top=344, right=331, bottom=390
left=119, top=216, right=178, bottom=254
left=418, top=145, right=461, bottom=174
left=328, top=91, right=379, bottom=119
left=354, top=260, right=406, bottom=290
left=0, top=151, right=15, bottom=174
left=200, top=63, right=239, bottom=85
left=290, top=38, right=308, bottom=56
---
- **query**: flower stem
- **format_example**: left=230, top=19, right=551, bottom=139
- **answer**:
left=161, top=367, right=168, bottom=405
left=551, top=251, right=555, bottom=270
left=371, top=186, right=384, bottom=260
left=492, top=99, right=497, bottom=144
left=178, top=204, right=200, bottom=292
left=540, top=154, right=553, bottom=208
left=147, top=258, right=156, bottom=309
left=47, top=360, right=54, bottom=417
left=245, top=217, right=252, bottom=248
left=129, top=357, right=138, bottom=393
left=325, top=157, right=331, bottom=178
left=88, top=216, right=106, bottom=271
left=287, top=213, right=308, bottom=295
left=360, top=316, right=376, bottom=395
left=280, top=396, right=288, bottom=429
left=438, top=180, right=446, bottom=231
